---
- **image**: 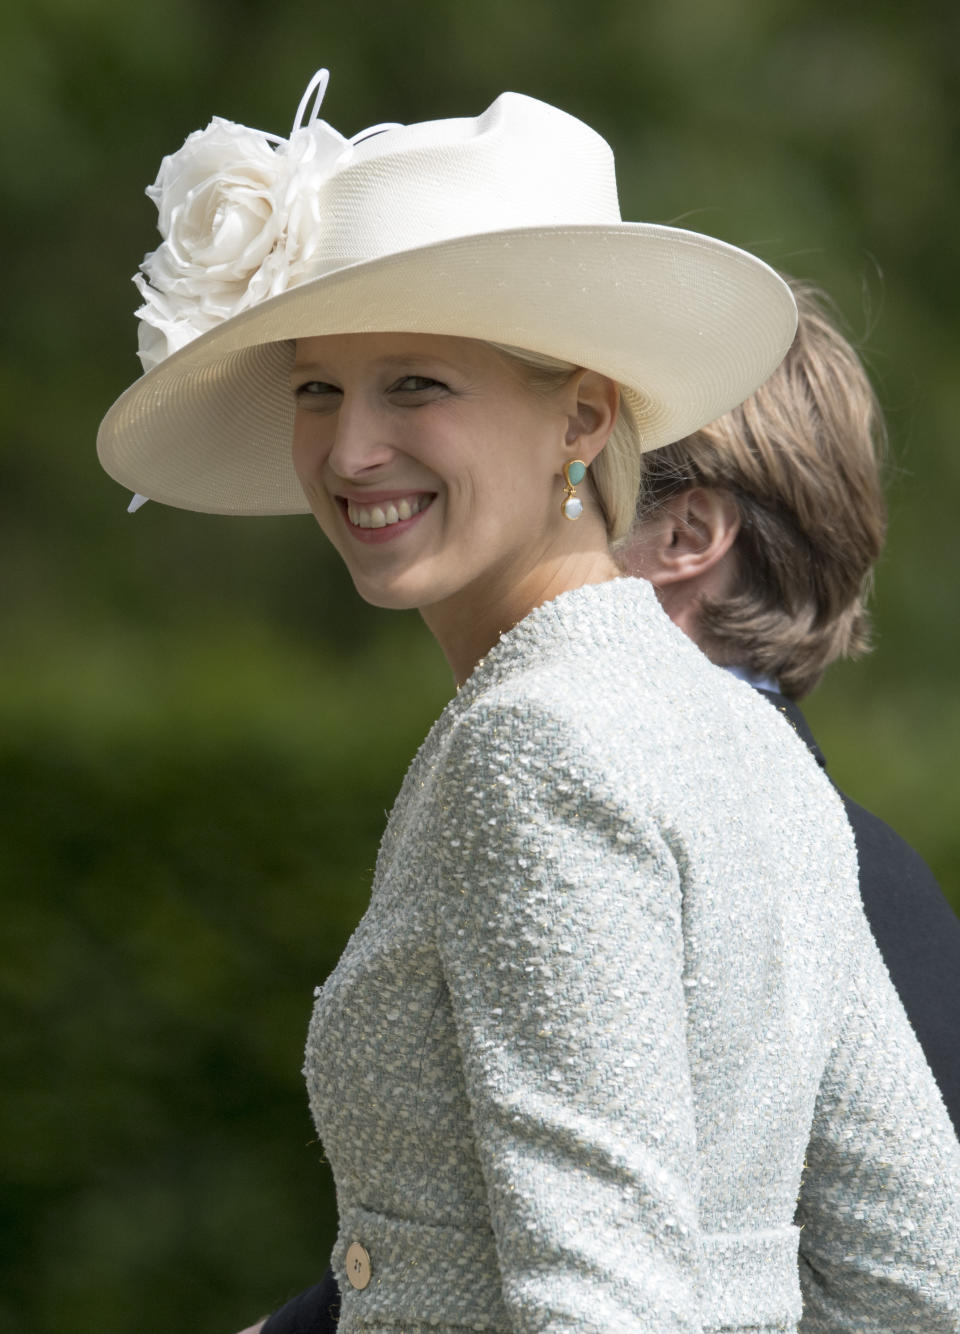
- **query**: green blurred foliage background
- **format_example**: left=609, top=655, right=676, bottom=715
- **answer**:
left=1, top=2, right=957, bottom=1330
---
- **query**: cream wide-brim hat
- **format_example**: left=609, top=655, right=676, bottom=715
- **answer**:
left=97, top=83, right=798, bottom=516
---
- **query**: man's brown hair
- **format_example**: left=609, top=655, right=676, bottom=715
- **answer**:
left=637, top=279, right=887, bottom=699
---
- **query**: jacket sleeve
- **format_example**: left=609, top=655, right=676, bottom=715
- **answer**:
left=842, top=793, right=960, bottom=1136
left=796, top=907, right=960, bottom=1333
left=431, top=697, right=704, bottom=1334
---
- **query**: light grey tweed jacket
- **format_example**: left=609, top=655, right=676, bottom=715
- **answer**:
left=305, top=579, right=960, bottom=1334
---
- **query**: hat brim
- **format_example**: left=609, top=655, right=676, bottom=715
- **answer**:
left=97, top=223, right=797, bottom=515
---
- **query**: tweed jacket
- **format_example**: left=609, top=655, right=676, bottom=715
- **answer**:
left=304, top=579, right=960, bottom=1334
left=758, top=690, right=960, bottom=1136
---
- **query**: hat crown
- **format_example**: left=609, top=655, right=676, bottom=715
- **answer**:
left=306, top=93, right=622, bottom=274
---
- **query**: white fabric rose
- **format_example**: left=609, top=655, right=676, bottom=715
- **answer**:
left=133, top=115, right=350, bottom=371
left=275, top=124, right=353, bottom=288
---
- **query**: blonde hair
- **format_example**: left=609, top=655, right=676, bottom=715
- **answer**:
left=490, top=343, right=644, bottom=542
left=637, top=279, right=887, bottom=700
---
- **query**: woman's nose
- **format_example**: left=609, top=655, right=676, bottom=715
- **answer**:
left=326, top=397, right=397, bottom=479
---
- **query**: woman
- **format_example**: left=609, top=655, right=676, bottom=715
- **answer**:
left=98, top=71, right=960, bottom=1333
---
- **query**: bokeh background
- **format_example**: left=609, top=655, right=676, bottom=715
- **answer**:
left=2, top=2, right=957, bottom=1331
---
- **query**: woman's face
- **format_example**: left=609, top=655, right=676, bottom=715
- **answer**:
left=291, top=332, right=595, bottom=616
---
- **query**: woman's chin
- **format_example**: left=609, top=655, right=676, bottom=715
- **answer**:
left=348, top=572, right=437, bottom=613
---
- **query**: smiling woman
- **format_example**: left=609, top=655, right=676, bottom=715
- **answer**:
left=97, top=67, right=960, bottom=1334
left=288, top=333, right=621, bottom=680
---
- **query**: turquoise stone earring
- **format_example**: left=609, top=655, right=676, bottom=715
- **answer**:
left=561, top=459, right=587, bottom=520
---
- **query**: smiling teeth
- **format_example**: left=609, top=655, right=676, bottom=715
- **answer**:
left=347, top=495, right=430, bottom=529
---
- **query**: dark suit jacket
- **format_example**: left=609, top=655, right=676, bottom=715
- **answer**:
left=758, top=690, right=960, bottom=1135
left=261, top=1273, right=339, bottom=1334
left=262, top=691, right=960, bottom=1334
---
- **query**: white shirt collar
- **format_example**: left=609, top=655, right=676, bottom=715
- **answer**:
left=723, top=663, right=780, bottom=694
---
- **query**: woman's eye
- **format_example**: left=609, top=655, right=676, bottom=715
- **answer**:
left=294, top=380, right=341, bottom=407
left=295, top=380, right=339, bottom=396
left=391, top=375, right=446, bottom=394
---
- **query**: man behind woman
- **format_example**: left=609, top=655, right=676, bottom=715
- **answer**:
left=622, top=277, right=960, bottom=1135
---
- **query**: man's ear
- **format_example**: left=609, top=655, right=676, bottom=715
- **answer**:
left=561, top=370, right=619, bottom=466
left=620, top=487, right=741, bottom=584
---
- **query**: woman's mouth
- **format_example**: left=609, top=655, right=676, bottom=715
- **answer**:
left=343, top=493, right=434, bottom=530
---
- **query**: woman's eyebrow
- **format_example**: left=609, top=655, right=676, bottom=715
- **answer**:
left=290, top=359, right=335, bottom=376
left=376, top=354, right=458, bottom=370
left=290, top=353, right=461, bottom=379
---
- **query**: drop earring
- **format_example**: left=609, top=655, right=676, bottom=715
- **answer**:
left=561, top=459, right=587, bottom=520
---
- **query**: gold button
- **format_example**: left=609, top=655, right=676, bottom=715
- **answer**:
left=345, top=1241, right=372, bottom=1290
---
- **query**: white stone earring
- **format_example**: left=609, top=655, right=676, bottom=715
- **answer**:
left=561, top=459, right=587, bottom=520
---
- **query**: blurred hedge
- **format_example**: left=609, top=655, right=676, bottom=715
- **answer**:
left=1, top=2, right=958, bottom=1331
left=0, top=617, right=452, bottom=1330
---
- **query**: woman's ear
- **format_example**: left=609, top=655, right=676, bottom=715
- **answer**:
left=562, top=370, right=619, bottom=465
left=620, top=487, right=741, bottom=584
